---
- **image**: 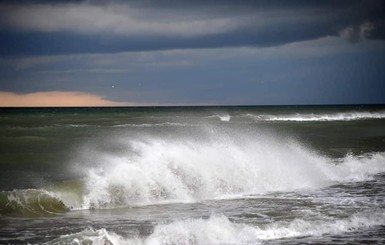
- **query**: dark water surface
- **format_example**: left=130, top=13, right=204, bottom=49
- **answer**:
left=1, top=105, right=385, bottom=244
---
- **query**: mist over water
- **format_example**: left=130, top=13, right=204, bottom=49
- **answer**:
left=0, top=106, right=385, bottom=244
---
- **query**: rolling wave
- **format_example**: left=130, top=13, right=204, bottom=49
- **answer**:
left=112, top=122, right=191, bottom=128
left=0, top=189, right=69, bottom=216
left=244, top=111, right=385, bottom=122
left=207, top=113, right=231, bottom=122
left=46, top=211, right=385, bottom=244
left=77, top=129, right=385, bottom=209
left=4, top=128, right=384, bottom=215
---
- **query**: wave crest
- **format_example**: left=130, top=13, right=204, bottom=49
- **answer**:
left=244, top=111, right=385, bottom=122
left=146, top=212, right=385, bottom=244
left=0, top=189, right=69, bottom=216
left=78, top=130, right=385, bottom=209
left=47, top=211, right=385, bottom=245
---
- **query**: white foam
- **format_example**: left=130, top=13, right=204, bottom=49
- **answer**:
left=47, top=228, right=129, bottom=245
left=112, top=122, right=190, bottom=128
left=218, top=114, right=231, bottom=122
left=145, top=212, right=385, bottom=244
left=146, top=215, right=257, bottom=244
left=207, top=113, right=231, bottom=122
left=48, top=212, right=385, bottom=244
left=78, top=130, right=385, bottom=209
left=66, top=124, right=89, bottom=127
left=256, top=212, right=385, bottom=240
left=244, top=111, right=385, bottom=122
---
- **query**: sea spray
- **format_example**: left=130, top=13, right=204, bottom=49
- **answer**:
left=76, top=128, right=385, bottom=209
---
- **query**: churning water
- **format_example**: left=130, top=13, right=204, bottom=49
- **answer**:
left=0, top=105, right=385, bottom=244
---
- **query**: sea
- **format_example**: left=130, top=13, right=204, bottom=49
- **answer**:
left=1, top=105, right=385, bottom=244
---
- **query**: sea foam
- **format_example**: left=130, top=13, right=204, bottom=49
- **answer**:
left=76, top=128, right=385, bottom=209
left=244, top=111, right=385, bottom=122
left=146, top=212, right=385, bottom=244
left=48, top=211, right=385, bottom=245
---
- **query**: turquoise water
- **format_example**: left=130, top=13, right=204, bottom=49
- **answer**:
left=0, top=105, right=385, bottom=244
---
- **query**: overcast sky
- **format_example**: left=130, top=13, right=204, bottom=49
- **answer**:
left=0, top=0, right=384, bottom=106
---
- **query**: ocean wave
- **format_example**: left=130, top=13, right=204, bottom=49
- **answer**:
left=112, top=122, right=191, bottom=128
left=45, top=228, right=126, bottom=245
left=77, top=130, right=385, bottom=209
left=244, top=111, right=385, bottom=122
left=5, top=139, right=383, bottom=214
left=46, top=211, right=385, bottom=244
left=207, top=113, right=231, bottom=122
left=63, top=124, right=90, bottom=128
left=0, top=189, right=70, bottom=216
left=8, top=131, right=384, bottom=214
left=146, top=212, right=385, bottom=244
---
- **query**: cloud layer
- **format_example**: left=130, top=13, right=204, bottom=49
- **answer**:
left=0, top=0, right=384, bottom=56
left=0, top=4, right=240, bottom=37
left=0, top=1, right=384, bottom=106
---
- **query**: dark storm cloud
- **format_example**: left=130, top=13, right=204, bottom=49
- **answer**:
left=0, top=0, right=384, bottom=56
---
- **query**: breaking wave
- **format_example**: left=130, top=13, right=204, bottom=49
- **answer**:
left=4, top=128, right=385, bottom=214
left=47, top=211, right=385, bottom=244
left=244, top=111, right=385, bottom=122
left=0, top=189, right=70, bottom=216
left=112, top=122, right=190, bottom=128
left=77, top=129, right=385, bottom=209
left=207, top=113, right=231, bottom=122
left=46, top=228, right=126, bottom=245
